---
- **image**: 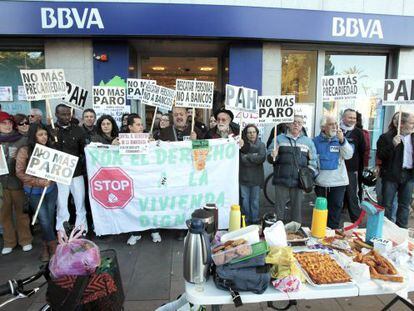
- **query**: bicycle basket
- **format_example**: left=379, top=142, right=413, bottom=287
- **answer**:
left=362, top=169, right=377, bottom=187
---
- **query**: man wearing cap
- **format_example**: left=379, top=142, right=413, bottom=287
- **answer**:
left=205, top=107, right=240, bottom=139
left=159, top=106, right=201, bottom=141
left=0, top=112, right=33, bottom=255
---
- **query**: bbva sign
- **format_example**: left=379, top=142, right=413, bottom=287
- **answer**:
left=332, top=17, right=383, bottom=39
left=41, top=8, right=104, bottom=29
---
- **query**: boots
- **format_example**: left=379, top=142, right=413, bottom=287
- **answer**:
left=48, top=240, right=57, bottom=257
left=40, top=242, right=50, bottom=262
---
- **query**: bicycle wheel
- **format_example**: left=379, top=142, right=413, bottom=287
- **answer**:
left=264, top=172, right=275, bottom=205
left=363, top=185, right=378, bottom=204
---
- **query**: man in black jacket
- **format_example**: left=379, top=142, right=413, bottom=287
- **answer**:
left=377, top=112, right=414, bottom=228
left=48, top=104, right=87, bottom=232
left=340, top=109, right=364, bottom=223
left=81, top=108, right=97, bottom=145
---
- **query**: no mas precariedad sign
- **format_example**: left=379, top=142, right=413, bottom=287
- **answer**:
left=257, top=95, right=295, bottom=124
left=20, top=69, right=66, bottom=101
left=175, top=79, right=214, bottom=109
left=322, top=74, right=358, bottom=101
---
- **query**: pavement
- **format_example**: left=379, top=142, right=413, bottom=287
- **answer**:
left=1, top=192, right=414, bottom=311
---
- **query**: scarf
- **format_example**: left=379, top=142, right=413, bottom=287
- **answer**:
left=339, top=120, right=355, bottom=133
left=0, top=131, right=22, bottom=143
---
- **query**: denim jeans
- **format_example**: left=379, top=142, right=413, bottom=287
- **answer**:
left=382, top=174, right=414, bottom=228
left=315, top=185, right=347, bottom=229
left=29, top=186, right=58, bottom=241
left=240, top=185, right=261, bottom=224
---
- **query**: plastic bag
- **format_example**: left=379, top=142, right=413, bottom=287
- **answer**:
left=264, top=221, right=287, bottom=247
left=49, top=226, right=101, bottom=278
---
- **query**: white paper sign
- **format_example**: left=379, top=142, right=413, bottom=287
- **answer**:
left=0, top=145, right=9, bottom=176
left=94, top=105, right=131, bottom=127
left=0, top=87, right=13, bottom=102
left=25, top=144, right=79, bottom=185
left=257, top=95, right=295, bottom=124
left=18, top=86, right=27, bottom=101
left=383, top=79, right=414, bottom=105
left=322, top=74, right=358, bottom=101
left=20, top=69, right=66, bottom=101
left=294, top=103, right=314, bottom=138
left=63, top=81, right=88, bottom=110
left=119, top=133, right=150, bottom=154
left=93, top=86, right=126, bottom=109
left=175, top=79, right=214, bottom=109
left=142, top=84, right=175, bottom=110
left=127, top=79, right=156, bottom=100
left=225, top=84, right=258, bottom=112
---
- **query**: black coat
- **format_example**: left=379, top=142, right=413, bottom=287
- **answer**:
left=342, top=127, right=365, bottom=172
left=239, top=139, right=266, bottom=187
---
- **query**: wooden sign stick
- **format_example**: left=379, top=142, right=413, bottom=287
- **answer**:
left=46, top=99, right=58, bottom=142
left=31, top=187, right=48, bottom=225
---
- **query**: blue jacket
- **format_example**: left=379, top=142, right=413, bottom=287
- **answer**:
left=313, top=134, right=344, bottom=170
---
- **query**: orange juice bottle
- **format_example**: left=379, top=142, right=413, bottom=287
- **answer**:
left=311, top=197, right=328, bottom=238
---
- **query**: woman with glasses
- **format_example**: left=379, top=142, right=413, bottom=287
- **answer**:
left=14, top=114, right=30, bottom=137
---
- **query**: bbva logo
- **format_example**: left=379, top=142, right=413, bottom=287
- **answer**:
left=41, top=8, right=104, bottom=29
left=332, top=17, right=383, bottom=39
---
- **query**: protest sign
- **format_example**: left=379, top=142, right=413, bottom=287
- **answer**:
left=225, top=84, right=258, bottom=112
left=63, top=81, right=88, bottom=110
left=257, top=95, right=295, bottom=124
left=0, top=87, right=13, bottom=101
left=142, top=84, right=176, bottom=111
left=294, top=103, right=314, bottom=138
left=322, top=74, right=358, bottom=101
left=0, top=145, right=9, bottom=176
left=127, top=79, right=156, bottom=100
left=119, top=133, right=150, bottom=154
left=93, top=86, right=126, bottom=109
left=18, top=86, right=27, bottom=101
left=94, top=105, right=130, bottom=127
left=25, top=144, right=79, bottom=186
left=20, top=69, right=66, bottom=101
left=383, top=79, right=414, bottom=105
left=175, top=79, right=214, bottom=109
left=85, top=139, right=239, bottom=235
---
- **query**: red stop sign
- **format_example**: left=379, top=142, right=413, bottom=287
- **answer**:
left=90, top=168, right=134, bottom=209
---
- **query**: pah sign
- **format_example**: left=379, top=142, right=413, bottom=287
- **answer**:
left=257, top=95, right=295, bottom=124
left=383, top=79, right=414, bottom=105
left=225, top=84, right=258, bottom=113
left=63, top=81, right=88, bottom=110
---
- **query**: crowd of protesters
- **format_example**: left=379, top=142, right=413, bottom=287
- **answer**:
left=0, top=103, right=413, bottom=262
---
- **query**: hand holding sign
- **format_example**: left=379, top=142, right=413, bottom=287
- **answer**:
left=337, top=127, right=344, bottom=143
left=393, top=135, right=402, bottom=147
left=271, top=146, right=279, bottom=160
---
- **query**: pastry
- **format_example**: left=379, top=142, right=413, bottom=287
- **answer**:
left=353, top=250, right=402, bottom=282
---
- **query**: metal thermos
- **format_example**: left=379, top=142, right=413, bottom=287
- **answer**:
left=191, top=208, right=216, bottom=241
left=204, top=203, right=218, bottom=234
left=183, top=218, right=211, bottom=284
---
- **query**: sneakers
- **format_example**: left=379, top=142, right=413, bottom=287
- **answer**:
left=127, top=234, right=142, bottom=246
left=1, top=247, right=13, bottom=255
left=151, top=232, right=162, bottom=243
left=22, top=244, right=33, bottom=252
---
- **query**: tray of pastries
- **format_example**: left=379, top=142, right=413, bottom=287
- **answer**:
left=294, top=251, right=352, bottom=286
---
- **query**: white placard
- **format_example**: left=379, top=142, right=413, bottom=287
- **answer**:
left=25, top=144, right=79, bottom=185
left=119, top=133, right=150, bottom=154
left=0, top=87, right=13, bottom=102
left=175, top=79, right=214, bottom=109
left=18, top=86, right=27, bottom=101
left=0, top=145, right=9, bottom=176
left=142, top=84, right=176, bottom=110
left=20, top=69, right=66, bottom=101
left=257, top=95, right=295, bottom=124
left=93, top=86, right=126, bottom=109
left=94, top=105, right=131, bottom=127
left=225, top=84, right=258, bottom=113
left=294, top=103, right=315, bottom=138
left=127, top=79, right=156, bottom=100
left=63, top=81, right=88, bottom=110
left=322, top=74, right=358, bottom=101
left=383, top=79, right=414, bottom=105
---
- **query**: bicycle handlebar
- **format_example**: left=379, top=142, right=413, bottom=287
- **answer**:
left=0, top=281, right=13, bottom=296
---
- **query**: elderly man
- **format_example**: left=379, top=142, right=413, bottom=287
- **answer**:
left=377, top=112, right=414, bottom=228
left=29, top=108, right=43, bottom=124
left=313, top=115, right=353, bottom=229
left=267, top=115, right=317, bottom=224
left=205, top=107, right=239, bottom=139
left=159, top=106, right=200, bottom=141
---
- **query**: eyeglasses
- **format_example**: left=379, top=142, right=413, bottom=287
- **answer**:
left=29, top=115, right=35, bottom=118
left=18, top=121, right=30, bottom=126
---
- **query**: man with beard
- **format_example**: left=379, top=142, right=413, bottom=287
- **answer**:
left=205, top=107, right=240, bottom=139
left=159, top=106, right=201, bottom=141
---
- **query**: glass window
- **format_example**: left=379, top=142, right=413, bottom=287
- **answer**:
left=0, top=51, right=45, bottom=117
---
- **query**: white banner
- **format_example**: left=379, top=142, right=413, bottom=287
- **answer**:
left=225, top=84, right=258, bottom=112
left=175, top=79, right=214, bottom=109
left=25, top=144, right=79, bottom=185
left=93, top=86, right=126, bottom=109
left=119, top=133, right=150, bottom=154
left=142, top=84, right=176, bottom=110
left=85, top=139, right=239, bottom=235
left=322, top=74, right=358, bottom=101
left=0, top=87, right=13, bottom=102
left=127, top=79, right=156, bottom=100
left=18, top=86, right=27, bottom=101
left=20, top=69, right=66, bottom=101
left=63, top=81, right=88, bottom=110
left=257, top=95, right=295, bottom=124
left=0, top=145, right=9, bottom=176
left=294, top=103, right=315, bottom=138
left=383, top=79, right=414, bottom=105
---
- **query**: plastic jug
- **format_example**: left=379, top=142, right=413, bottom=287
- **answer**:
left=229, top=205, right=241, bottom=232
left=311, top=197, right=328, bottom=238
left=362, top=201, right=384, bottom=243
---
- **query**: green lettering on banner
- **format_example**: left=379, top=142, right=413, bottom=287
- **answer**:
left=174, top=214, right=186, bottom=226
left=216, top=191, right=225, bottom=207
left=178, top=195, right=188, bottom=210
left=225, top=143, right=237, bottom=159
left=190, top=194, right=203, bottom=209
left=111, top=150, right=122, bottom=165
left=138, top=215, right=150, bottom=226
left=161, top=215, right=171, bottom=226
left=208, top=144, right=224, bottom=161
left=179, top=148, right=192, bottom=163
left=138, top=197, right=148, bottom=211
left=88, top=149, right=100, bottom=166
left=158, top=196, right=169, bottom=211
left=156, top=149, right=167, bottom=165
left=130, top=154, right=149, bottom=166
left=167, top=148, right=178, bottom=164
left=188, top=170, right=208, bottom=187
left=205, top=192, right=215, bottom=203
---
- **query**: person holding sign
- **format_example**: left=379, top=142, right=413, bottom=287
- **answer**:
left=91, top=115, right=120, bottom=145
left=377, top=112, right=414, bottom=228
left=0, top=112, right=32, bottom=255
left=159, top=107, right=200, bottom=141
left=205, top=107, right=240, bottom=139
left=16, top=123, right=58, bottom=262
left=267, top=115, right=317, bottom=224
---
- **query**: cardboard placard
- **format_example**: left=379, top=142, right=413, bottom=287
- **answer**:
left=127, top=79, right=156, bottom=100
left=383, top=79, right=414, bottom=105
left=25, top=144, right=79, bottom=185
left=93, top=86, right=126, bottom=109
left=175, top=79, right=214, bottom=109
left=63, top=81, right=88, bottom=110
left=0, top=145, right=9, bottom=176
left=0, top=87, right=13, bottom=102
left=225, top=84, right=258, bottom=112
left=119, top=133, right=150, bottom=154
left=257, top=95, right=295, bottom=124
left=322, top=74, right=358, bottom=101
left=20, top=69, right=66, bottom=101
left=142, top=84, right=176, bottom=110
left=18, top=85, right=27, bottom=101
